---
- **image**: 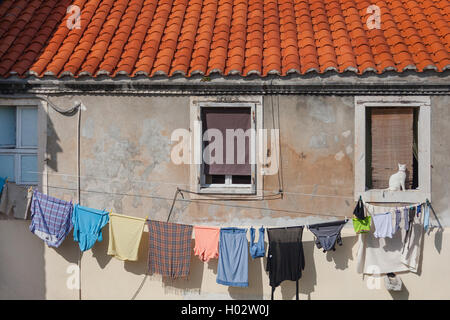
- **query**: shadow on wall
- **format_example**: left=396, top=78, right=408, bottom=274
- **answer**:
left=0, top=220, right=46, bottom=299
left=125, top=236, right=205, bottom=297
left=325, top=235, right=358, bottom=270
left=46, top=110, right=65, bottom=172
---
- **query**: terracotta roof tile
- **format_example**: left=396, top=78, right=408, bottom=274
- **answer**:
left=0, top=0, right=448, bottom=78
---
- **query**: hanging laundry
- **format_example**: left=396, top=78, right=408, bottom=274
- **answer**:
left=0, top=181, right=32, bottom=219
left=403, top=207, right=409, bottom=231
left=309, top=220, right=347, bottom=252
left=401, top=206, right=424, bottom=271
left=107, top=213, right=146, bottom=261
left=147, top=220, right=193, bottom=279
left=353, top=197, right=365, bottom=219
left=249, top=226, right=265, bottom=259
left=403, top=207, right=416, bottom=243
left=72, top=204, right=109, bottom=252
left=353, top=216, right=371, bottom=234
left=352, top=198, right=371, bottom=234
left=216, top=228, right=249, bottom=287
left=416, top=204, right=421, bottom=217
left=394, top=209, right=402, bottom=234
left=372, top=212, right=394, bottom=238
left=357, top=203, right=424, bottom=275
left=266, top=226, right=305, bottom=300
left=423, top=204, right=430, bottom=232
left=193, top=226, right=220, bottom=262
left=29, top=190, right=73, bottom=247
left=0, top=177, right=6, bottom=195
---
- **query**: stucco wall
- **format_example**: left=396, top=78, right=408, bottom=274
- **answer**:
left=0, top=94, right=448, bottom=299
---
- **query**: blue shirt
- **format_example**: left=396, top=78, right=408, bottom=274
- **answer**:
left=0, top=177, right=6, bottom=195
left=72, top=204, right=109, bottom=251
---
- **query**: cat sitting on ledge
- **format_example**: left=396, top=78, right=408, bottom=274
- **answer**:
left=387, top=163, right=407, bottom=191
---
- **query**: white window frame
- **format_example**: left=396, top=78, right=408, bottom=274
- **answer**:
left=190, top=96, right=263, bottom=196
left=0, top=103, right=40, bottom=185
left=354, top=96, right=431, bottom=203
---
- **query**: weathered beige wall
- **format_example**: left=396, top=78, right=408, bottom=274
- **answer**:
left=0, top=94, right=449, bottom=299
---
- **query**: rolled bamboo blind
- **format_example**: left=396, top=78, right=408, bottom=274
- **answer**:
left=369, top=107, right=414, bottom=189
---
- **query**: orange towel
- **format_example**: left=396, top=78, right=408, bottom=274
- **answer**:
left=193, top=226, right=220, bottom=262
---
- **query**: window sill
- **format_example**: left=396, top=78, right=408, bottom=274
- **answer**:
left=361, top=189, right=430, bottom=203
left=198, top=187, right=256, bottom=195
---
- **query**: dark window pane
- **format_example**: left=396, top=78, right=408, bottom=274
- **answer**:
left=232, top=175, right=251, bottom=184
left=205, top=174, right=225, bottom=184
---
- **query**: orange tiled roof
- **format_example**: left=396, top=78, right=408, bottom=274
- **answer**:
left=0, top=0, right=449, bottom=78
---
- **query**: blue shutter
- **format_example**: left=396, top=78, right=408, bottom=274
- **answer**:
left=20, top=155, right=37, bottom=183
left=0, top=107, right=16, bottom=147
left=20, top=107, right=38, bottom=147
left=0, top=154, right=15, bottom=181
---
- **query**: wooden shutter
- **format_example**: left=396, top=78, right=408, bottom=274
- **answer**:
left=369, top=107, right=414, bottom=189
left=202, top=107, right=251, bottom=176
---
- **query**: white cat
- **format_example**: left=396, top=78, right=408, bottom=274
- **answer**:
left=387, top=163, right=407, bottom=191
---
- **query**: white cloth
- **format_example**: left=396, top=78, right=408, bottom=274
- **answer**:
left=372, top=212, right=394, bottom=238
left=357, top=203, right=424, bottom=274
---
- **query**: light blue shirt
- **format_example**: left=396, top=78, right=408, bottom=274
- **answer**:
left=250, top=227, right=265, bottom=259
left=0, top=177, right=6, bottom=195
left=424, top=204, right=430, bottom=232
left=72, top=204, right=109, bottom=251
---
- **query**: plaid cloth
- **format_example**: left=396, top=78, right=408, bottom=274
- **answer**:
left=147, top=220, right=193, bottom=279
left=29, top=190, right=73, bottom=247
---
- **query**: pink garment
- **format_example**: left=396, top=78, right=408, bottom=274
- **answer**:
left=193, top=226, right=220, bottom=262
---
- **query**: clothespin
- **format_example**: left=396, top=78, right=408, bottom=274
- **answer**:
left=145, top=215, right=148, bottom=221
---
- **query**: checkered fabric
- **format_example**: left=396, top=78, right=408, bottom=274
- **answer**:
left=147, top=220, right=193, bottom=279
left=29, top=190, right=73, bottom=247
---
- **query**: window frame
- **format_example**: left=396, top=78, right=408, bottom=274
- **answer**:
left=190, top=96, right=263, bottom=196
left=354, top=96, right=431, bottom=203
left=0, top=102, right=41, bottom=186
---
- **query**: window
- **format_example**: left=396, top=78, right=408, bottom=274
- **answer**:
left=190, top=96, right=263, bottom=195
left=366, top=107, right=418, bottom=190
left=355, top=96, right=431, bottom=203
left=0, top=106, right=38, bottom=184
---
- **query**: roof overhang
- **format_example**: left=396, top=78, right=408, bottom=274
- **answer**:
left=0, top=71, right=449, bottom=96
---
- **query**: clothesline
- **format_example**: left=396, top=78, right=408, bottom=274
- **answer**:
left=45, top=184, right=351, bottom=219
left=364, top=201, right=425, bottom=212
left=7, top=184, right=439, bottom=300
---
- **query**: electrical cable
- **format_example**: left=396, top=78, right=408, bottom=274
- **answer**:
left=44, top=184, right=351, bottom=219
left=31, top=171, right=354, bottom=200
left=0, top=94, right=80, bottom=116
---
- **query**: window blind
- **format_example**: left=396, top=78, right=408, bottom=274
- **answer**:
left=369, top=107, right=414, bottom=189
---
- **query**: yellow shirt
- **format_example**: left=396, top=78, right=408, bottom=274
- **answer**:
left=107, top=213, right=146, bottom=261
